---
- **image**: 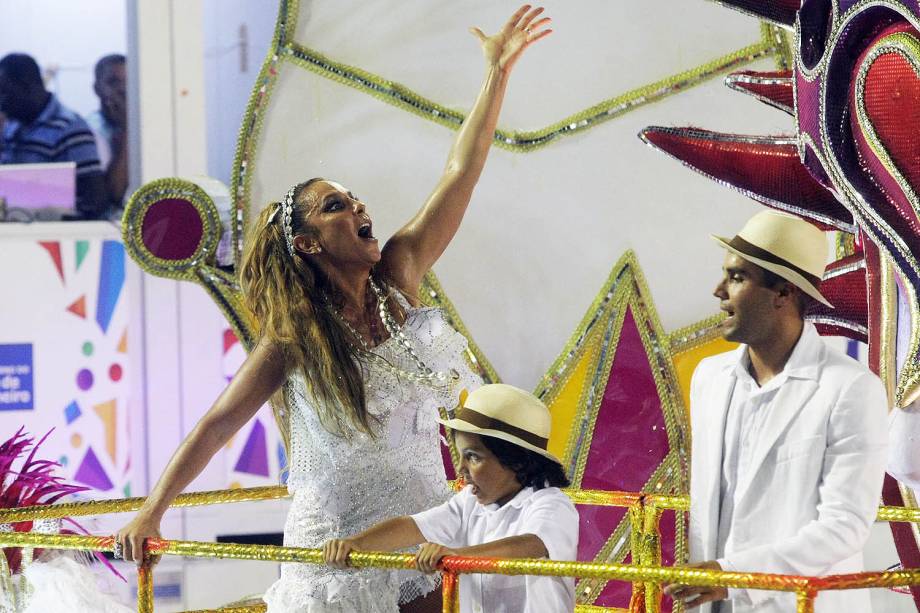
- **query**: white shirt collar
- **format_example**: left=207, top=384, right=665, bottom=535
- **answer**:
left=476, top=486, right=534, bottom=515
left=730, top=322, right=822, bottom=390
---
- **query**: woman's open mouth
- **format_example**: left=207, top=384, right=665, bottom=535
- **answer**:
left=357, top=223, right=376, bottom=241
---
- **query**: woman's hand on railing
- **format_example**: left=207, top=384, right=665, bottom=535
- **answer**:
left=323, top=538, right=361, bottom=569
left=114, top=510, right=162, bottom=564
left=415, top=542, right=457, bottom=574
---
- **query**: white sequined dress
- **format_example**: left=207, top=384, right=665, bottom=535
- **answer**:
left=262, top=297, right=482, bottom=613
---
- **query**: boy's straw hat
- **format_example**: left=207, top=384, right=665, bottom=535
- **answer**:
left=438, top=384, right=562, bottom=465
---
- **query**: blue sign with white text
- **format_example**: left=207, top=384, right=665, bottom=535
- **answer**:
left=0, top=344, right=34, bottom=411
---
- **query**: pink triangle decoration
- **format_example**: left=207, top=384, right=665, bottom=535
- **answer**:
left=581, top=308, right=669, bottom=492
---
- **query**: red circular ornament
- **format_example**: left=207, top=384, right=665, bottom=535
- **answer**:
left=109, top=363, right=123, bottom=382
left=141, top=198, right=204, bottom=261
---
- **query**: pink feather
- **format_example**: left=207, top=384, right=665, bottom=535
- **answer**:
left=0, top=428, right=122, bottom=580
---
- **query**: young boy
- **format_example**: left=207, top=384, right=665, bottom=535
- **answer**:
left=323, top=383, right=579, bottom=613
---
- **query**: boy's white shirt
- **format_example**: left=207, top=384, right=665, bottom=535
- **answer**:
left=411, top=485, right=579, bottom=613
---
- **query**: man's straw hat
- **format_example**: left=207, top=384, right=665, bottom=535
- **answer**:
left=712, top=210, right=832, bottom=307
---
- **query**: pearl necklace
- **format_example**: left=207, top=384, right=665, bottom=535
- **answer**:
left=329, top=277, right=459, bottom=386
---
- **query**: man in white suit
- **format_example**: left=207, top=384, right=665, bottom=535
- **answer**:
left=664, top=211, right=888, bottom=612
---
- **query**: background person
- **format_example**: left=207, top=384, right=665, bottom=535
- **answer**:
left=0, top=53, right=108, bottom=219
left=86, top=53, right=128, bottom=212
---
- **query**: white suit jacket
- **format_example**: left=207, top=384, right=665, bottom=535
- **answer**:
left=688, top=324, right=888, bottom=613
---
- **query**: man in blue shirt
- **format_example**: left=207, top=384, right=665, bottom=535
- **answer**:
left=0, top=53, right=109, bottom=219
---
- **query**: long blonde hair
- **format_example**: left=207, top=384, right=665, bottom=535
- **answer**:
left=239, top=179, right=379, bottom=448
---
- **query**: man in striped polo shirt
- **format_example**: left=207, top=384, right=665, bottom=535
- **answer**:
left=0, top=53, right=109, bottom=219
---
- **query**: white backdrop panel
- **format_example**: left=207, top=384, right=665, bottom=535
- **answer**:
left=242, top=0, right=798, bottom=388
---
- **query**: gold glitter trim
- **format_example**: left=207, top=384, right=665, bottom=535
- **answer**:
left=763, top=22, right=794, bottom=71
left=0, top=485, right=289, bottom=523
left=420, top=272, right=500, bottom=384
left=283, top=39, right=777, bottom=156
left=575, top=510, right=631, bottom=604
left=438, top=405, right=461, bottom=475
left=0, top=532, right=810, bottom=587
left=899, top=483, right=920, bottom=563
left=668, top=314, right=725, bottom=356
left=835, top=232, right=858, bottom=260
left=230, top=0, right=297, bottom=268
left=880, top=256, right=900, bottom=402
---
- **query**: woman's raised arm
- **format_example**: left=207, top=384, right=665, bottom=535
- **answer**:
left=115, top=338, right=287, bottom=562
left=382, top=5, right=551, bottom=296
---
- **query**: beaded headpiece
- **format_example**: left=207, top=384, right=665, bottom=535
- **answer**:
left=267, top=186, right=298, bottom=257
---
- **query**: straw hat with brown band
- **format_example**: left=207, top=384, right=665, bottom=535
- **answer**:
left=712, top=210, right=833, bottom=308
left=438, top=384, right=563, bottom=465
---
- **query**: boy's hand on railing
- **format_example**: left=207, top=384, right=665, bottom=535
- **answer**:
left=415, top=542, right=457, bottom=574
left=323, top=538, right=361, bottom=569
left=663, top=560, right=728, bottom=609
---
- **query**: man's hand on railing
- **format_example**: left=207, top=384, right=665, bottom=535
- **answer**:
left=664, top=560, right=729, bottom=609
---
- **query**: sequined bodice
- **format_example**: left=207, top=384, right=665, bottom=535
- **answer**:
left=266, top=304, right=482, bottom=611
left=286, top=298, right=481, bottom=500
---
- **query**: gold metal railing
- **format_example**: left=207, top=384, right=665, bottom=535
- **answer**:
left=5, top=531, right=920, bottom=613
left=2, top=487, right=920, bottom=613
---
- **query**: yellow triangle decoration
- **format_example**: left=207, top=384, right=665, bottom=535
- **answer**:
left=672, top=336, right=737, bottom=417
left=93, top=399, right=118, bottom=463
left=546, top=342, right=597, bottom=461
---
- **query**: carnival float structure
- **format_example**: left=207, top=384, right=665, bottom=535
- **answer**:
left=4, top=1, right=920, bottom=611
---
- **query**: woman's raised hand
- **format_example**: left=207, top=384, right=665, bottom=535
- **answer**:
left=471, top=5, right=552, bottom=73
